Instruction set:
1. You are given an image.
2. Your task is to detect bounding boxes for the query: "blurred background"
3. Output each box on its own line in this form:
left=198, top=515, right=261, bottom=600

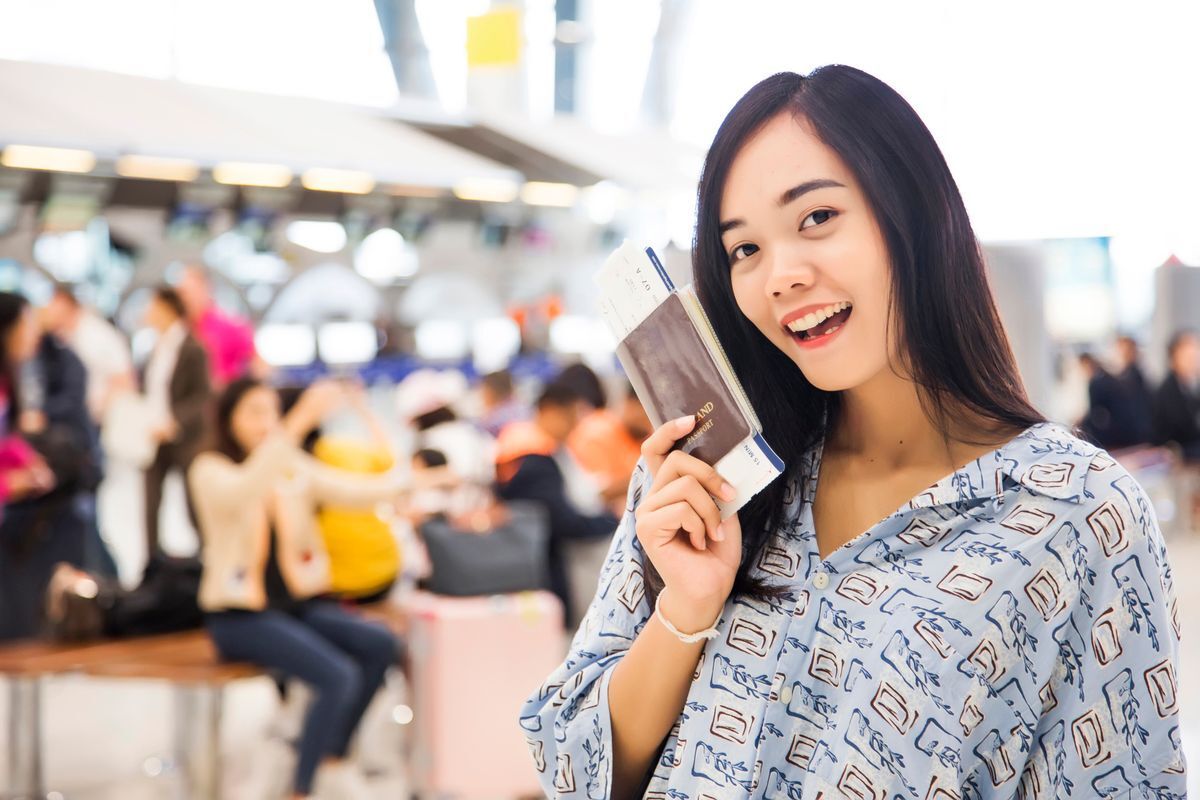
left=0, top=1, right=1197, bottom=798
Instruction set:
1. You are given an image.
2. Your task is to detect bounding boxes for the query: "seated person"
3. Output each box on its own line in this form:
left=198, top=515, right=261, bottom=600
left=280, top=385, right=401, bottom=605
left=495, top=383, right=619, bottom=627
left=190, top=377, right=408, bottom=799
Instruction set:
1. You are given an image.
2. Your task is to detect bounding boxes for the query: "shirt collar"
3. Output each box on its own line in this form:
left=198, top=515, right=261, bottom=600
left=799, top=421, right=1098, bottom=513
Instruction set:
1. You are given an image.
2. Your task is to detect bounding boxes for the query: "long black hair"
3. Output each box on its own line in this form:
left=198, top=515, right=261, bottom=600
left=211, top=376, right=273, bottom=463
left=0, top=292, right=29, bottom=420
left=679, top=66, right=1045, bottom=601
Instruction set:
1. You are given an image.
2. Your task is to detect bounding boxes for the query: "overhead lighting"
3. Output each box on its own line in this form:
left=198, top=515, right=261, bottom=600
left=115, top=154, right=199, bottom=182
left=212, top=161, right=293, bottom=188
left=301, top=168, right=375, bottom=195
left=452, top=178, right=519, bottom=204
left=521, top=181, right=579, bottom=208
left=387, top=184, right=445, bottom=198
left=1, top=144, right=95, bottom=173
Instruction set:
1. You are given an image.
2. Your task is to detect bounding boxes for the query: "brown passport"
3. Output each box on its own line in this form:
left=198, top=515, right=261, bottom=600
left=616, top=293, right=752, bottom=466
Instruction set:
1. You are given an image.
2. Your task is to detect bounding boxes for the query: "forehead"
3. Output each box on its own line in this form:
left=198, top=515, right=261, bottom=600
left=720, top=113, right=851, bottom=214
left=240, top=387, right=279, bottom=410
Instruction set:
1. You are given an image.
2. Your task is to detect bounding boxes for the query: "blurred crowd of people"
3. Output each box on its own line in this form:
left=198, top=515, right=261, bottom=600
left=1077, top=331, right=1200, bottom=460
left=0, top=266, right=652, bottom=798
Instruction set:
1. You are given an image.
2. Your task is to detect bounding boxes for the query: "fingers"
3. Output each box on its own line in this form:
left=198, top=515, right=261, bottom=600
left=639, top=475, right=723, bottom=542
left=636, top=501, right=707, bottom=550
left=650, top=450, right=737, bottom=507
left=640, top=415, right=696, bottom=474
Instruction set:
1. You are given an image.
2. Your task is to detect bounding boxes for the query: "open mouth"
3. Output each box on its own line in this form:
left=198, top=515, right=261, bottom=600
left=790, top=305, right=852, bottom=342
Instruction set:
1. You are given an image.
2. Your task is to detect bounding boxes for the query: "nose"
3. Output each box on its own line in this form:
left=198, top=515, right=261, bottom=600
left=764, top=249, right=816, bottom=298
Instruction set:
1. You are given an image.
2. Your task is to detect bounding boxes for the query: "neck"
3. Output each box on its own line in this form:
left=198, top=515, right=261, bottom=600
left=829, top=366, right=951, bottom=470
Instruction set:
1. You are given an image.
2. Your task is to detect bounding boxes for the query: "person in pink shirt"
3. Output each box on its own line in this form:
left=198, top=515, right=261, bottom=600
left=176, top=265, right=258, bottom=388
left=0, top=293, right=53, bottom=511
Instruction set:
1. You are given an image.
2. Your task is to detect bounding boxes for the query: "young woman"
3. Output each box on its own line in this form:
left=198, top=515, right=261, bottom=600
left=522, top=67, right=1185, bottom=799
left=190, top=377, right=402, bottom=799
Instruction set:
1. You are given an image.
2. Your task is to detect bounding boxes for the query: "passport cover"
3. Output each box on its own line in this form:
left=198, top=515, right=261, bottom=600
left=616, top=292, right=752, bottom=466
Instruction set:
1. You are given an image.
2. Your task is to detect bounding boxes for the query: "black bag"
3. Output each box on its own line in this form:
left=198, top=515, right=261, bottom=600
left=418, top=501, right=550, bottom=597
left=47, top=555, right=204, bottom=641
left=25, top=423, right=101, bottom=497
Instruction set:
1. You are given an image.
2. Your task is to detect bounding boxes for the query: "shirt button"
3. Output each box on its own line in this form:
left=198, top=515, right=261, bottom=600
left=812, top=571, right=830, bottom=590
left=780, top=685, right=793, bottom=704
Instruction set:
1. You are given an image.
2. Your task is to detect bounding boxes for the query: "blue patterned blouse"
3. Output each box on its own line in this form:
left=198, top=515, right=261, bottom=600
left=520, top=422, right=1186, bottom=799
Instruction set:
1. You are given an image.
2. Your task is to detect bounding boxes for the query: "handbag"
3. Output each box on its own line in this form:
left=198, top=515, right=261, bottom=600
left=102, top=392, right=156, bottom=469
left=418, top=500, right=549, bottom=597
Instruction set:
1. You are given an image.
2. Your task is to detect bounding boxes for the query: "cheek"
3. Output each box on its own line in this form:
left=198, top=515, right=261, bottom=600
left=730, top=271, right=772, bottom=333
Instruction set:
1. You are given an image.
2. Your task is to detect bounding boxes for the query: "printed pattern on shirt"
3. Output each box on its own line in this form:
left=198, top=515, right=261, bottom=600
left=520, top=423, right=1186, bottom=799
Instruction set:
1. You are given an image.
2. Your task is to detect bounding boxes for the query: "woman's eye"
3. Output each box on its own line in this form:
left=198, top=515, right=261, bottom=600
left=800, top=209, right=837, bottom=230
left=729, top=242, right=758, bottom=263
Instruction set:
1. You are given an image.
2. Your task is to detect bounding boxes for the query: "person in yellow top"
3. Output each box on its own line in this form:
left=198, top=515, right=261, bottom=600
left=282, top=386, right=401, bottom=604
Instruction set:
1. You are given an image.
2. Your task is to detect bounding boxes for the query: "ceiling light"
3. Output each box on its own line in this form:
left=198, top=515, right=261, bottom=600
left=1, top=145, right=95, bottom=173
left=452, top=178, right=519, bottom=204
left=212, top=161, right=293, bottom=188
left=301, top=168, right=375, bottom=194
left=521, top=181, right=579, bottom=208
left=115, top=154, right=199, bottom=182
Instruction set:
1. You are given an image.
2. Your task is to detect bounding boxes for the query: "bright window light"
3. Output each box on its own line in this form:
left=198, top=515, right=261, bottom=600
left=318, top=321, right=378, bottom=364
left=33, top=230, right=92, bottom=282
left=472, top=317, right=521, bottom=372
left=550, top=315, right=615, bottom=356
left=355, top=228, right=418, bottom=284
left=256, top=324, right=317, bottom=367
left=415, top=319, right=470, bottom=361
left=286, top=220, right=348, bottom=254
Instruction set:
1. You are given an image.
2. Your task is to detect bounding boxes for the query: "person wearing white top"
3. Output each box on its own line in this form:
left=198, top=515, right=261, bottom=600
left=141, top=287, right=212, bottom=561
left=41, top=286, right=134, bottom=424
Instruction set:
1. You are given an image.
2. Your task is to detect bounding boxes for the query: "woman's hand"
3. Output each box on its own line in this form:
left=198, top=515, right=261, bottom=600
left=6, top=461, right=55, bottom=500
left=283, top=379, right=347, bottom=439
left=634, top=416, right=741, bottom=632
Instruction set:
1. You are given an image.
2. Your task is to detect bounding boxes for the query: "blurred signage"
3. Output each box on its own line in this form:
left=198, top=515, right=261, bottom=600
left=467, top=7, right=522, bottom=67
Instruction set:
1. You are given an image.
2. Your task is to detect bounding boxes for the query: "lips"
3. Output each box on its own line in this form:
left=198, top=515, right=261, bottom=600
left=781, top=301, right=853, bottom=333
left=786, top=305, right=852, bottom=349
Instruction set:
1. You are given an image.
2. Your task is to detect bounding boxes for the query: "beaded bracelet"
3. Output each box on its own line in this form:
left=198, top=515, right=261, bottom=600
left=654, top=588, right=721, bottom=644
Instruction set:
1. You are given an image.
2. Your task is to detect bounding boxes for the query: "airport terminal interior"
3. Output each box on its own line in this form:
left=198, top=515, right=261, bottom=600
left=0, top=1, right=1198, bottom=797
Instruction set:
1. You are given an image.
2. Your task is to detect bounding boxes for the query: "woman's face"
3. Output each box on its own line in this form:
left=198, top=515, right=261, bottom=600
left=6, top=307, right=40, bottom=363
left=720, top=113, right=896, bottom=393
left=230, top=386, right=281, bottom=453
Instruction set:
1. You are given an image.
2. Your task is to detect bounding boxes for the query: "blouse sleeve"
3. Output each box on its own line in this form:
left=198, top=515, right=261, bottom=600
left=1017, top=465, right=1186, bottom=797
left=519, top=460, right=654, bottom=799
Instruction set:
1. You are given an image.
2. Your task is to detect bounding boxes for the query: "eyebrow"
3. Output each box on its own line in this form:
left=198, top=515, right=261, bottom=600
left=719, top=178, right=846, bottom=235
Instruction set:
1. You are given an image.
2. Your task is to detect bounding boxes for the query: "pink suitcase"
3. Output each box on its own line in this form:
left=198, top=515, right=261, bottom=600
left=406, top=590, right=565, bottom=797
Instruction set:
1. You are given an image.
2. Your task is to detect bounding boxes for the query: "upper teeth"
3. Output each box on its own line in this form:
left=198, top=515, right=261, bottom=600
left=787, top=301, right=852, bottom=333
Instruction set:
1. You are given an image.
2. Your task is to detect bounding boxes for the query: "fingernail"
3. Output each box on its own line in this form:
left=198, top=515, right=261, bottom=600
left=675, top=415, right=695, bottom=431
left=720, top=482, right=736, bottom=502
left=714, top=523, right=726, bottom=542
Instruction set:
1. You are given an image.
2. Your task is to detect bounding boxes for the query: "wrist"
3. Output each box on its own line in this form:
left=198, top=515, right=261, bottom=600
left=657, top=588, right=724, bottom=638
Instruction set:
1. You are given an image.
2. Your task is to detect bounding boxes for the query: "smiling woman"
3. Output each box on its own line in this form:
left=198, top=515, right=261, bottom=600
left=521, top=66, right=1186, bottom=800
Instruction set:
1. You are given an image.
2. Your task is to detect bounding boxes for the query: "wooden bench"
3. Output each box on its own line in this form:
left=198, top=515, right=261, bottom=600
left=1, top=629, right=263, bottom=800
left=2, top=602, right=406, bottom=799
